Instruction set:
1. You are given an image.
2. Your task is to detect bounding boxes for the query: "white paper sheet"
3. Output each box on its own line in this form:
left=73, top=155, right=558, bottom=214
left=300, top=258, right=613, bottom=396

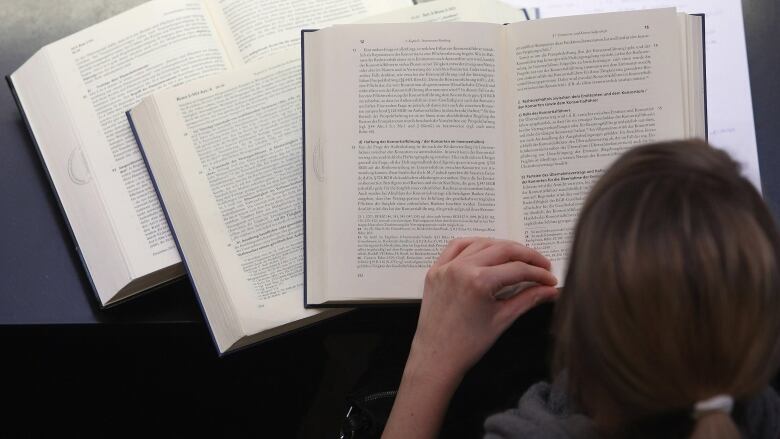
left=500, top=0, right=761, bottom=188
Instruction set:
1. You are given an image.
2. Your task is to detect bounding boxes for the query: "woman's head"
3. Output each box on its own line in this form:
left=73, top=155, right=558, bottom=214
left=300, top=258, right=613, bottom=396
left=554, top=139, right=780, bottom=438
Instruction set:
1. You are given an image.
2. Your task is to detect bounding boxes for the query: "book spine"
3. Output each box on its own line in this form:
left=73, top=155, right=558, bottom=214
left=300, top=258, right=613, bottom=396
left=301, top=29, right=313, bottom=308
left=698, top=13, right=709, bottom=140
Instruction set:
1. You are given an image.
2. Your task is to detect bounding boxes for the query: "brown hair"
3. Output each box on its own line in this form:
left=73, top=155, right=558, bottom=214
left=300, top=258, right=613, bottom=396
left=553, top=139, right=780, bottom=438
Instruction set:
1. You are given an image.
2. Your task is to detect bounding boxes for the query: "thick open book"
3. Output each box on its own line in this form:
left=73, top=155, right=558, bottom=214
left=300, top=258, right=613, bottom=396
left=127, top=0, right=526, bottom=353
left=7, top=0, right=410, bottom=307
left=303, top=8, right=707, bottom=306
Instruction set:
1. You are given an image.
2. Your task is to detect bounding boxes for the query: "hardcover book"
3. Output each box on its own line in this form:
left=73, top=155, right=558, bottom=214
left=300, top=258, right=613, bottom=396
left=302, top=8, right=706, bottom=305
left=127, top=0, right=526, bottom=353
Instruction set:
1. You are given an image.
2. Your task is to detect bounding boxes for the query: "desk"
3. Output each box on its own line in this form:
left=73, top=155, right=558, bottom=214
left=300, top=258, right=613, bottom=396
left=0, top=3, right=421, bottom=437
left=0, top=0, right=777, bottom=437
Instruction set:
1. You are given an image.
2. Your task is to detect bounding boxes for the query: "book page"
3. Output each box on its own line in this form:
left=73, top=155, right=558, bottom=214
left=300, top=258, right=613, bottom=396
left=500, top=0, right=760, bottom=188
left=356, top=0, right=529, bottom=24
left=11, top=52, right=132, bottom=304
left=44, top=0, right=233, bottom=278
left=311, top=23, right=507, bottom=301
left=205, top=0, right=412, bottom=65
left=505, top=9, right=687, bottom=279
left=149, top=50, right=327, bottom=332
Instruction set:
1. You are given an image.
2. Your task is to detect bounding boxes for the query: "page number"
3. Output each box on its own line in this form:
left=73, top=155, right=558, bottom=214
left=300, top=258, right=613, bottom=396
left=643, top=25, right=650, bottom=29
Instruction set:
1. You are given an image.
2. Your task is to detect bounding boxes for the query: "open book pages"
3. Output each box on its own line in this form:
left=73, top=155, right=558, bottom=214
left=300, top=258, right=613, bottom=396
left=499, top=0, right=761, bottom=189
left=8, top=0, right=412, bottom=306
left=302, top=8, right=706, bottom=306
left=127, top=0, right=524, bottom=353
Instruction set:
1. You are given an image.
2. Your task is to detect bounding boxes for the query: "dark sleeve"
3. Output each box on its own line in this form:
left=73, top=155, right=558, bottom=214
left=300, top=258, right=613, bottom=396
left=482, top=382, right=560, bottom=439
left=739, top=386, right=780, bottom=439
left=483, top=380, right=597, bottom=439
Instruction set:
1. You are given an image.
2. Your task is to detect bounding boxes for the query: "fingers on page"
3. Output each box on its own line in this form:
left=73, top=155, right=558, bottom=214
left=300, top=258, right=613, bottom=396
left=465, top=241, right=551, bottom=269
left=497, top=285, right=559, bottom=322
left=453, top=238, right=497, bottom=260
left=434, top=237, right=479, bottom=266
left=486, top=261, right=557, bottom=289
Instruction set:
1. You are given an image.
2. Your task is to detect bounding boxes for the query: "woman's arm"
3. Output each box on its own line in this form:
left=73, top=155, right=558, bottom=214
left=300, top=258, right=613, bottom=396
left=382, top=238, right=559, bottom=439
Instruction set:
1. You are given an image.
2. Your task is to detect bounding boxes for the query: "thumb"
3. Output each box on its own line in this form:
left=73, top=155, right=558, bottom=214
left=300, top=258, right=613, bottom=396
left=496, top=285, right=559, bottom=325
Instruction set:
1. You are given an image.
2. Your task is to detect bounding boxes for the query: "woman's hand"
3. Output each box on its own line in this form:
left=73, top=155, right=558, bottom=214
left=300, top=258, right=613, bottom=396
left=383, top=237, right=558, bottom=439
left=410, top=237, right=559, bottom=381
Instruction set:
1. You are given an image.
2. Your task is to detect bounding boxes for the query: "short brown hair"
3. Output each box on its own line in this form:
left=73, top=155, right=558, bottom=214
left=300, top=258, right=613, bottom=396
left=553, top=139, right=780, bottom=438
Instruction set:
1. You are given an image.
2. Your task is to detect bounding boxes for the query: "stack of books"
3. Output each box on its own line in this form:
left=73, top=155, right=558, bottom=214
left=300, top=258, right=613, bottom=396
left=8, top=0, right=706, bottom=354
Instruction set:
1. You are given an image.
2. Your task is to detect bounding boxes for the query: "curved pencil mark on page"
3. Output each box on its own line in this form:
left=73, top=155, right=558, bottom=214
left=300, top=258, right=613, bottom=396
left=313, top=138, right=325, bottom=182
left=67, top=147, right=91, bottom=185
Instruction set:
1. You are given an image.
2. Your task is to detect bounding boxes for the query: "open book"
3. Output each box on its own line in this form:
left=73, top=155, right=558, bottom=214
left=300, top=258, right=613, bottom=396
left=128, top=0, right=527, bottom=353
left=302, top=8, right=707, bottom=306
left=7, top=0, right=411, bottom=307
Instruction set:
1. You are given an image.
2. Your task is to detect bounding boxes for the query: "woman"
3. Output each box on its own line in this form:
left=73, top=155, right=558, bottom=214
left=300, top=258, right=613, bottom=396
left=382, top=140, right=780, bottom=438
